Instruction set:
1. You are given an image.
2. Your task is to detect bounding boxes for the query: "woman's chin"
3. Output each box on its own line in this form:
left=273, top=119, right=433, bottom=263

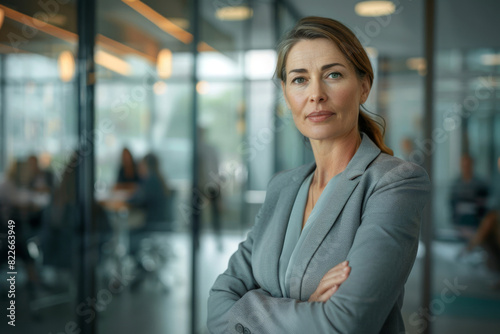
left=303, top=131, right=340, bottom=142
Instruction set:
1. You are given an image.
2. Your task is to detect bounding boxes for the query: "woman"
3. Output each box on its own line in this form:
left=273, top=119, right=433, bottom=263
left=127, top=153, right=170, bottom=226
left=114, top=147, right=140, bottom=191
left=208, top=17, right=430, bottom=333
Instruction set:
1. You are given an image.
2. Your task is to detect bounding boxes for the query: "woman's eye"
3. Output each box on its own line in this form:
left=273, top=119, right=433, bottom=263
left=328, top=72, right=341, bottom=79
left=291, top=77, right=305, bottom=84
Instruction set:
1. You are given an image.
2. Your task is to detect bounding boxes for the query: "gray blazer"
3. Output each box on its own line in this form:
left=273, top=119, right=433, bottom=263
left=208, top=134, right=431, bottom=334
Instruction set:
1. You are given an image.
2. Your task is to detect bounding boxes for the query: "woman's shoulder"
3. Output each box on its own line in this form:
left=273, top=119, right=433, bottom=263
left=366, top=153, right=431, bottom=188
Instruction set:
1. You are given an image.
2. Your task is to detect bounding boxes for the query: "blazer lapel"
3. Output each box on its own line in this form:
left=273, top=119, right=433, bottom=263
left=259, top=162, right=316, bottom=297
left=287, top=133, right=381, bottom=299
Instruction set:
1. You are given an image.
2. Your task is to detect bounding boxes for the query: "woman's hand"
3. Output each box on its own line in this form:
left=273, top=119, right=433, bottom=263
left=308, top=261, right=350, bottom=303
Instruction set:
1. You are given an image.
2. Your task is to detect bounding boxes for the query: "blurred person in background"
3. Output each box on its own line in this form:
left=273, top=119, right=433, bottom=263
left=42, top=151, right=109, bottom=281
left=127, top=153, right=172, bottom=290
left=25, top=154, right=54, bottom=194
left=23, top=155, right=54, bottom=231
left=450, top=154, right=489, bottom=240
left=399, top=137, right=414, bottom=161
left=197, top=126, right=223, bottom=251
left=465, top=156, right=500, bottom=288
left=114, top=147, right=140, bottom=191
left=127, top=153, right=171, bottom=227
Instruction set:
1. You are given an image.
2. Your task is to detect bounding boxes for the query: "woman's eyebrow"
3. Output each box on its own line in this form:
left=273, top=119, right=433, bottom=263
left=288, top=68, right=308, bottom=75
left=321, top=62, right=345, bottom=70
left=288, top=62, right=346, bottom=75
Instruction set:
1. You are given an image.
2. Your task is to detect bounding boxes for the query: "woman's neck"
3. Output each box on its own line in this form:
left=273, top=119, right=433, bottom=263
left=309, top=129, right=361, bottom=188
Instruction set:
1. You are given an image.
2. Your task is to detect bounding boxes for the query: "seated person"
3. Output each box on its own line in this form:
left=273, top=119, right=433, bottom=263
left=450, top=154, right=489, bottom=239
left=126, top=153, right=171, bottom=289
left=114, top=147, right=140, bottom=191
left=127, top=153, right=171, bottom=232
left=25, top=155, right=54, bottom=194
left=466, top=157, right=500, bottom=288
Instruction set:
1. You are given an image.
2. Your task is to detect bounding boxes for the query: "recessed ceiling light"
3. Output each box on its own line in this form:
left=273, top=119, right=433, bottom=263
left=215, top=6, right=253, bottom=21
left=355, top=1, right=396, bottom=17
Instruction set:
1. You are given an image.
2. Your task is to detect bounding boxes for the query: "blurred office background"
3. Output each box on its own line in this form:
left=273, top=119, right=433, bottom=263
left=0, top=0, right=499, bottom=333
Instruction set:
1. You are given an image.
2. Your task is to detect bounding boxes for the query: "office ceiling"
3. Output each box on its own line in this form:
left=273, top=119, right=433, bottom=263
left=287, top=0, right=500, bottom=57
left=0, top=0, right=498, bottom=62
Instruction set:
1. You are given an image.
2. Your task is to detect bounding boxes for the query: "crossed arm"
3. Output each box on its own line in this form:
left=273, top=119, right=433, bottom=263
left=208, top=164, right=430, bottom=334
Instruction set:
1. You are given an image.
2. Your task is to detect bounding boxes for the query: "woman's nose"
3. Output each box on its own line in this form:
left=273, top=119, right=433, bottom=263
left=309, top=79, right=327, bottom=103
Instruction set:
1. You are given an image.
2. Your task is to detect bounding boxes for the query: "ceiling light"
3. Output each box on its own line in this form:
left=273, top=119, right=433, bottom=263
left=0, top=8, right=5, bottom=30
left=481, top=54, right=500, bottom=66
left=122, top=0, right=193, bottom=44
left=95, top=50, right=131, bottom=76
left=97, top=34, right=155, bottom=63
left=355, top=1, right=396, bottom=17
left=0, top=4, right=76, bottom=43
left=215, top=6, right=253, bottom=21
left=58, top=51, right=75, bottom=82
left=157, top=49, right=172, bottom=79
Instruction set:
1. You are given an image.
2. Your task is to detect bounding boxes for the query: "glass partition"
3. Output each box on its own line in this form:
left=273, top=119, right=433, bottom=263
left=94, top=0, right=192, bottom=333
left=430, top=1, right=500, bottom=332
left=0, top=1, right=80, bottom=333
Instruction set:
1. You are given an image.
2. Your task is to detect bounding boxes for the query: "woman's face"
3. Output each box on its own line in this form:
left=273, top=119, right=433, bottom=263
left=281, top=38, right=370, bottom=142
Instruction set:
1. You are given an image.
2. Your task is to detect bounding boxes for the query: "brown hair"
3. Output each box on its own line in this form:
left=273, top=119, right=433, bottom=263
left=275, top=16, right=393, bottom=155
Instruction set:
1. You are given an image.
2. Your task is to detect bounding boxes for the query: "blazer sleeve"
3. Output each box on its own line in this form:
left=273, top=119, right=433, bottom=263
left=207, top=162, right=430, bottom=334
left=207, top=207, right=262, bottom=331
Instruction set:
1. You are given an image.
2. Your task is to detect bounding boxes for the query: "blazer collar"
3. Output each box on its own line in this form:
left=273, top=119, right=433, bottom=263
left=289, top=132, right=381, bottom=183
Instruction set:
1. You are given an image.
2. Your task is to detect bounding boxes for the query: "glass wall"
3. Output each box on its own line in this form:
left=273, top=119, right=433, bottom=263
left=0, top=1, right=81, bottom=333
left=94, top=0, right=193, bottom=333
left=429, top=1, right=500, bottom=333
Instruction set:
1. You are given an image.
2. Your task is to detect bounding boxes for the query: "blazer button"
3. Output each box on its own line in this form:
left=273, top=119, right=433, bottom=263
left=243, top=327, right=251, bottom=334
left=235, top=323, right=244, bottom=333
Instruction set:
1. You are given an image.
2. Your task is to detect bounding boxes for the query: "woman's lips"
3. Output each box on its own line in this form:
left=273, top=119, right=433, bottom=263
left=307, top=111, right=334, bottom=122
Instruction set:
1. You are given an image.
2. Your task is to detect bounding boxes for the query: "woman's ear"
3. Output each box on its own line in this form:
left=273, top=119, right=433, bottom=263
left=360, top=76, right=371, bottom=104
left=281, top=81, right=291, bottom=109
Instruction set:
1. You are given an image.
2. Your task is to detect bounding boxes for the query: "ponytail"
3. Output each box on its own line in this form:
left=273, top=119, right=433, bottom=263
left=358, top=110, right=393, bottom=156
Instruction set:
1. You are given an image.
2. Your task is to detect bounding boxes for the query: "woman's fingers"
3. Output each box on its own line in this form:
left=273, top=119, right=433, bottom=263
left=314, top=267, right=350, bottom=296
left=324, top=260, right=349, bottom=277
left=322, top=263, right=350, bottom=281
left=318, top=265, right=350, bottom=288
left=321, top=267, right=350, bottom=286
left=308, top=261, right=351, bottom=302
left=317, top=285, right=339, bottom=302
